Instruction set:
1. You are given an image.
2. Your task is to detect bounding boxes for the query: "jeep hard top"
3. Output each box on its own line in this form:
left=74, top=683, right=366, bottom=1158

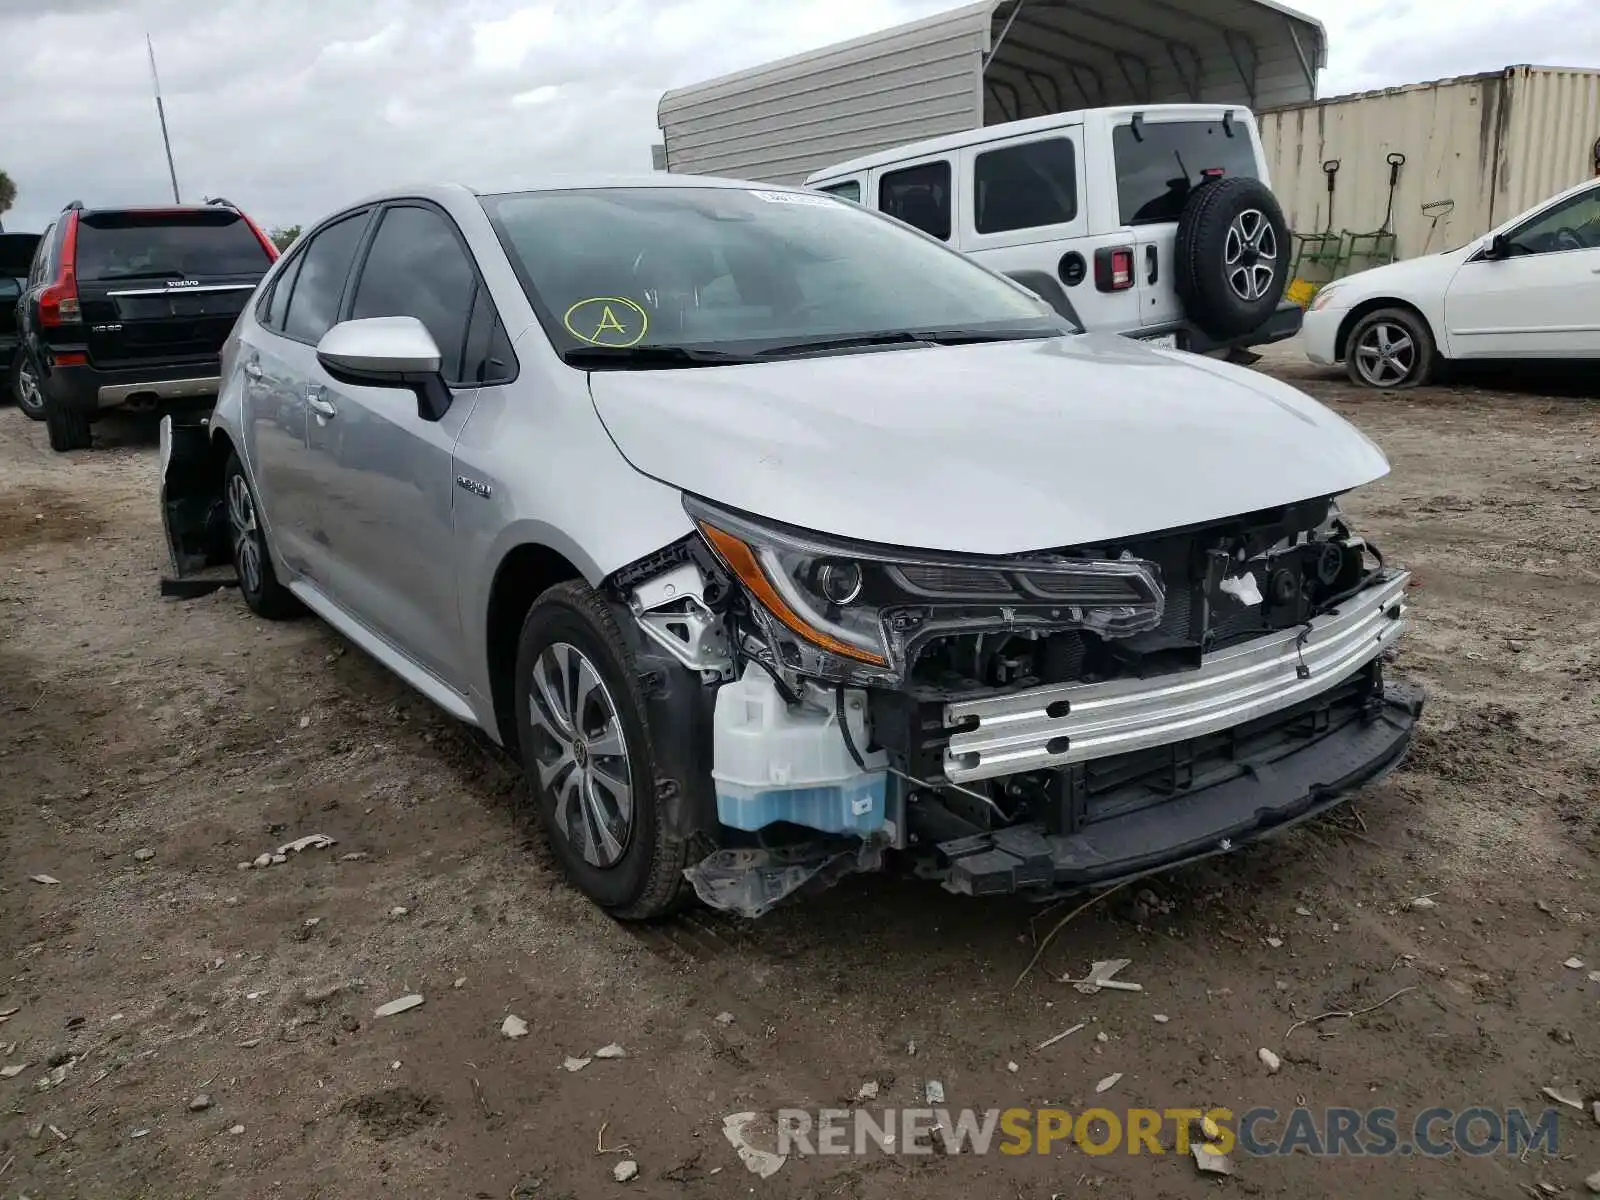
left=807, top=105, right=1301, bottom=355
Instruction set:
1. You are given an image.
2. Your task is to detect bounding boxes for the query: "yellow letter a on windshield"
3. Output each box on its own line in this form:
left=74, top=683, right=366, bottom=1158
left=593, top=305, right=628, bottom=339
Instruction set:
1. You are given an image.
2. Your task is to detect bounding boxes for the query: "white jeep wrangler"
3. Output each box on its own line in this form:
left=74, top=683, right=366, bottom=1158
left=806, top=104, right=1301, bottom=356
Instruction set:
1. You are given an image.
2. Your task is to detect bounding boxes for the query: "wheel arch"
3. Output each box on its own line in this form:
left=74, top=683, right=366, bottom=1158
left=209, top=424, right=239, bottom=472
left=1335, top=297, right=1436, bottom=363
left=484, top=542, right=586, bottom=749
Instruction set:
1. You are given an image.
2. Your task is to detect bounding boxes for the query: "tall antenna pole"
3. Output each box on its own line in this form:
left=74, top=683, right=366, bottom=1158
left=146, top=34, right=181, bottom=203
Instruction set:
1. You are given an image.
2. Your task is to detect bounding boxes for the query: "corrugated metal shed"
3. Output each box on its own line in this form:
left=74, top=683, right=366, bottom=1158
left=659, top=7, right=988, bottom=184
left=1260, top=65, right=1600, bottom=265
left=658, top=0, right=1327, bottom=183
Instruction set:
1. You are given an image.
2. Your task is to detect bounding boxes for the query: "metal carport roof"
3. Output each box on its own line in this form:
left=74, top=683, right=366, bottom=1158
left=979, top=0, right=1326, bottom=118
left=657, top=0, right=1327, bottom=182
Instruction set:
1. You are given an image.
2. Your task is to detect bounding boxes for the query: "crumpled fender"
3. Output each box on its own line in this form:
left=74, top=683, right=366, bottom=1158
left=158, top=415, right=231, bottom=594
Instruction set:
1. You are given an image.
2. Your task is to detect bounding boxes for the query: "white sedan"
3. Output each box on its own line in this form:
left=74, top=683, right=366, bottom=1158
left=1303, top=176, right=1600, bottom=388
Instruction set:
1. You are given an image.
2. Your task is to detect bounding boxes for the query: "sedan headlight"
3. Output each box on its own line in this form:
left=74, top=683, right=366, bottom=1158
left=1308, top=284, right=1342, bottom=312
left=684, top=496, right=1166, bottom=684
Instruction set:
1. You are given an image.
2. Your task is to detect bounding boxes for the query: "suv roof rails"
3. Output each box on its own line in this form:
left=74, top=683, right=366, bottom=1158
left=62, top=200, right=85, bottom=212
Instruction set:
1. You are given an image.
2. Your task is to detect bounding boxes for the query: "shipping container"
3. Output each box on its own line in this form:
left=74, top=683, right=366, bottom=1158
left=1260, top=65, right=1600, bottom=270
left=658, top=0, right=1327, bottom=184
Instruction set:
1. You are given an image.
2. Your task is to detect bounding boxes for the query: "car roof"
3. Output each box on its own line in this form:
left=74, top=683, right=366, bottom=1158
left=337, top=174, right=810, bottom=211
left=805, top=103, right=1258, bottom=183
left=66, top=203, right=248, bottom=216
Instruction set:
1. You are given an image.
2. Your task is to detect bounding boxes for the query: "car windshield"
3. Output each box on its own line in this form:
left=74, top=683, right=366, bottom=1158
left=480, top=186, right=1068, bottom=365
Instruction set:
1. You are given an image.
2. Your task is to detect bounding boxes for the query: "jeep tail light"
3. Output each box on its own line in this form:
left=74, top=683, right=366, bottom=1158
left=1094, top=246, right=1134, bottom=292
left=39, top=211, right=81, bottom=327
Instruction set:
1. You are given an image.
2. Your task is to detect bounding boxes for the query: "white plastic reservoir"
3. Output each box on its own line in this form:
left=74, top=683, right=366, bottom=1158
left=712, top=665, right=888, bottom=836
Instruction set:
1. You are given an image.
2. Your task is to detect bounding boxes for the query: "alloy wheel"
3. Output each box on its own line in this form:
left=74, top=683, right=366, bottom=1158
left=16, top=361, right=44, bottom=415
left=526, top=642, right=634, bottom=868
left=1353, top=321, right=1416, bottom=387
left=1224, top=209, right=1278, bottom=303
left=226, top=472, right=264, bottom=595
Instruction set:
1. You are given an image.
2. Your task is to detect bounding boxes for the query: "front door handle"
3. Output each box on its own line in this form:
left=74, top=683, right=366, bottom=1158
left=1145, top=245, right=1159, bottom=285
left=307, top=390, right=336, bottom=420
left=242, top=360, right=263, bottom=381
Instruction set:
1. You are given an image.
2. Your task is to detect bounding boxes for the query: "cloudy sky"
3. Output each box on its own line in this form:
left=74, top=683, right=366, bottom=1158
left=2, top=0, right=1597, bottom=232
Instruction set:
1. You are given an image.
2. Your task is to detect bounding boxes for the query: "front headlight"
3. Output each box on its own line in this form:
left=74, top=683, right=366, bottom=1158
left=689, top=501, right=894, bottom=669
left=684, top=496, right=1166, bottom=684
left=1308, top=284, right=1342, bottom=312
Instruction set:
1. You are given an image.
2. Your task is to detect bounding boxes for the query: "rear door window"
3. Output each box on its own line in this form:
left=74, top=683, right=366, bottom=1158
left=262, top=256, right=299, bottom=331
left=1112, top=120, right=1259, bottom=226
left=878, top=161, right=952, bottom=241
left=348, top=205, right=478, bottom=383
left=281, top=213, right=368, bottom=344
left=73, top=210, right=272, bottom=281
left=973, top=138, right=1078, bottom=233
left=30, top=223, right=57, bottom=286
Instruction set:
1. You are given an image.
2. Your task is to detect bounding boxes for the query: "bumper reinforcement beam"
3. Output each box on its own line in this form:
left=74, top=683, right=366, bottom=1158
left=938, top=679, right=1422, bottom=897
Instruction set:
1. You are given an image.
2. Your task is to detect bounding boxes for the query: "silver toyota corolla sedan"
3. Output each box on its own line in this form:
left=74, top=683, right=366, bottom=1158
left=160, top=176, right=1420, bottom=920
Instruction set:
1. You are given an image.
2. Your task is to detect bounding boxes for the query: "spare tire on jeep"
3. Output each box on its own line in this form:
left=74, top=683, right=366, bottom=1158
left=1174, top=176, right=1292, bottom=343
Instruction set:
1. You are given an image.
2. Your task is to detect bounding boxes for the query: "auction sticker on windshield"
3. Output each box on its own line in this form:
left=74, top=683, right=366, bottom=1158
left=563, top=296, right=649, bottom=347
left=748, top=190, right=834, bottom=207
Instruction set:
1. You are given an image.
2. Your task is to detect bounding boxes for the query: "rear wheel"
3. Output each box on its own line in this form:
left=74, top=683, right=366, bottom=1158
left=9, top=354, right=46, bottom=420
left=515, top=580, right=693, bottom=920
left=1345, top=307, right=1436, bottom=389
left=43, top=394, right=92, bottom=451
left=224, top=453, right=300, bottom=619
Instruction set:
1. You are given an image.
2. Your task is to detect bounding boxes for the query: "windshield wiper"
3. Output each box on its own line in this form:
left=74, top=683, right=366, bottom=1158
left=753, top=331, right=930, bottom=358
left=754, top=328, right=1055, bottom=359
left=912, top=328, right=1057, bottom=345
left=566, top=329, right=1062, bottom=369
left=561, top=345, right=756, bottom=370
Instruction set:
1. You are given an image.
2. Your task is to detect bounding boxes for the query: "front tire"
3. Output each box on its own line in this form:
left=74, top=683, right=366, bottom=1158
left=515, top=580, right=693, bottom=920
left=1345, top=307, right=1436, bottom=389
left=224, top=453, right=300, bottom=619
left=43, top=394, right=92, bottom=451
left=9, top=354, right=46, bottom=420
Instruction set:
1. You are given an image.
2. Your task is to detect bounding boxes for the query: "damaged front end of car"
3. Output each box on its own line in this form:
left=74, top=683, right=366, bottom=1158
left=612, top=493, right=1421, bottom=918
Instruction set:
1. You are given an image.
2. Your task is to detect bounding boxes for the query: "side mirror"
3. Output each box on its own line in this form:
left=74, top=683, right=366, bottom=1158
left=316, top=316, right=452, bottom=422
left=1483, top=233, right=1511, bottom=261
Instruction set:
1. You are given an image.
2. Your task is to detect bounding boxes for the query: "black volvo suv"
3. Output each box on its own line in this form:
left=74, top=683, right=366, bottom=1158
left=12, top=198, right=277, bottom=451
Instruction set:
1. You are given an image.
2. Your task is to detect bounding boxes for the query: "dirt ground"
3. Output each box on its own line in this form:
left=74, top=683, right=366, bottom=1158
left=2, top=350, right=1598, bottom=1200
